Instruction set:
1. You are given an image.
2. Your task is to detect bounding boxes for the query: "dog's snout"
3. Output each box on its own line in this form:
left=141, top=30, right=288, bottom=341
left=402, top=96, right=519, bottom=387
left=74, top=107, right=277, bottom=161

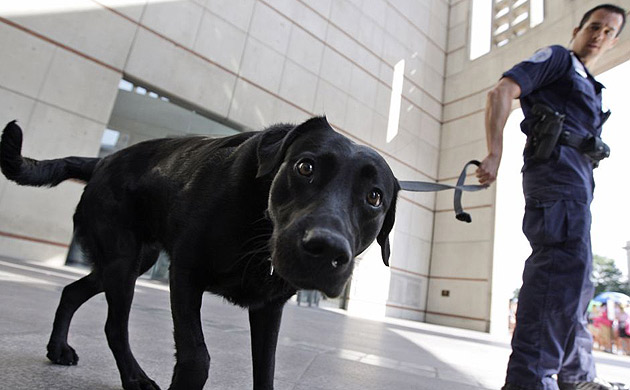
left=302, top=228, right=352, bottom=267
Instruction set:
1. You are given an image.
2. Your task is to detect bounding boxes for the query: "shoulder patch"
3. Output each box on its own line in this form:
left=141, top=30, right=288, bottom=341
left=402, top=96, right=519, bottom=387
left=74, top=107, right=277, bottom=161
left=525, top=47, right=552, bottom=63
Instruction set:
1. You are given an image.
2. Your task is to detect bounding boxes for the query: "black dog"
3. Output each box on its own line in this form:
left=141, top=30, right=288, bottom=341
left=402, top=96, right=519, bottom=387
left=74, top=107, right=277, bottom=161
left=0, top=117, right=400, bottom=390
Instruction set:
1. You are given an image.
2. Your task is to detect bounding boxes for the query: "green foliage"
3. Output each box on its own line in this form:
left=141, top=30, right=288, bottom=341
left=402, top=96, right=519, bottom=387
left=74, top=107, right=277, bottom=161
left=591, top=254, right=630, bottom=296
left=512, top=288, right=520, bottom=300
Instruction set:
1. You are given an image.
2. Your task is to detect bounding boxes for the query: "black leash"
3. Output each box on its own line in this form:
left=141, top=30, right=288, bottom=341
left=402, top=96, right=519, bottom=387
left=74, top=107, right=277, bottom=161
left=398, top=160, right=487, bottom=223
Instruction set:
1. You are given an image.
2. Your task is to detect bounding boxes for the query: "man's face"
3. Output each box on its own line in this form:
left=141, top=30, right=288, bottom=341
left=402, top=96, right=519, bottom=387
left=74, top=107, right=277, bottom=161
left=570, top=9, right=623, bottom=66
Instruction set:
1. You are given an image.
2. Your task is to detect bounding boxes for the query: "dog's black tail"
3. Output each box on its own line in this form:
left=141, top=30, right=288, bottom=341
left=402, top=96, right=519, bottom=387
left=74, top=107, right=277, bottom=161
left=0, top=120, right=100, bottom=187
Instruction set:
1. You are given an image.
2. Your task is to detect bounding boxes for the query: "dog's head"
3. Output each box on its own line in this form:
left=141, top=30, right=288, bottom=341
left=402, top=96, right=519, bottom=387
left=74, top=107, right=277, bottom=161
left=257, top=117, right=400, bottom=297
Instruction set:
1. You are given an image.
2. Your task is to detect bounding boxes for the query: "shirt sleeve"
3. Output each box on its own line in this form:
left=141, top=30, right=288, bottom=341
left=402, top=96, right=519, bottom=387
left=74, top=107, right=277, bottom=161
left=502, top=45, right=572, bottom=97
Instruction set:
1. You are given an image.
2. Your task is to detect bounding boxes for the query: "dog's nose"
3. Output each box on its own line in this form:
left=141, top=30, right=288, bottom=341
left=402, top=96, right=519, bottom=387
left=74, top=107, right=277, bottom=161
left=302, top=228, right=352, bottom=268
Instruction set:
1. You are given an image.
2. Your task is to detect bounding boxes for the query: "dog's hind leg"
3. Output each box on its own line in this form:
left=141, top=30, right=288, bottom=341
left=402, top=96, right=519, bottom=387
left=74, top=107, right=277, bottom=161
left=47, top=271, right=103, bottom=365
left=46, top=244, right=160, bottom=368
left=102, top=251, right=160, bottom=390
left=168, top=266, right=210, bottom=390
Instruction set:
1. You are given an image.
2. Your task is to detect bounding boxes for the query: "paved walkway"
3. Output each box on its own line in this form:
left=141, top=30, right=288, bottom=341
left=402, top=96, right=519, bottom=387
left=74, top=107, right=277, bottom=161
left=0, top=256, right=628, bottom=389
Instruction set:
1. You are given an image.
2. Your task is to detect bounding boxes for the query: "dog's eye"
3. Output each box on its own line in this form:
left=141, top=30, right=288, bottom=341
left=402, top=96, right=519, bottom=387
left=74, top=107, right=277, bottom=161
left=296, top=160, right=314, bottom=177
left=367, top=189, right=383, bottom=207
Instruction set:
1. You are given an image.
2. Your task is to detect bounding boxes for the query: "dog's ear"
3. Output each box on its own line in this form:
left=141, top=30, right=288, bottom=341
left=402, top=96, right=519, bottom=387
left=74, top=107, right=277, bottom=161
left=377, top=181, right=400, bottom=267
left=256, top=116, right=332, bottom=178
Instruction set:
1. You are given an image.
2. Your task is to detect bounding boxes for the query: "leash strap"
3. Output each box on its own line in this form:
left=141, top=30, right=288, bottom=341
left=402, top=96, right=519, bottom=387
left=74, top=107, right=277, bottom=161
left=399, top=160, right=487, bottom=223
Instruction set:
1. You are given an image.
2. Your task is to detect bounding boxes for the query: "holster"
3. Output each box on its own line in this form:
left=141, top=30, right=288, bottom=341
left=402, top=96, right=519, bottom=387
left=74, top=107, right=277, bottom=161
left=580, top=135, right=610, bottom=162
left=555, top=131, right=611, bottom=167
left=529, top=104, right=565, bottom=161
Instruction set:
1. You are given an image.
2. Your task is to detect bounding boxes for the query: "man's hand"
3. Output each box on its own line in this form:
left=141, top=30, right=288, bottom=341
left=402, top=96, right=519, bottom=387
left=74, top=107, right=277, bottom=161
left=476, top=154, right=501, bottom=186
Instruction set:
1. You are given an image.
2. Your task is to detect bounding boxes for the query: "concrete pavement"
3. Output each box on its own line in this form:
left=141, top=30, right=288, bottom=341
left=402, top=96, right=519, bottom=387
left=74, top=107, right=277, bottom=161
left=0, top=256, right=628, bottom=390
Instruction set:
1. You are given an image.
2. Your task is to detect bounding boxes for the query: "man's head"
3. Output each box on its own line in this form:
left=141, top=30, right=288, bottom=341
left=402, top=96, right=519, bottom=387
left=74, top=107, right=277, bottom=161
left=570, top=4, right=626, bottom=66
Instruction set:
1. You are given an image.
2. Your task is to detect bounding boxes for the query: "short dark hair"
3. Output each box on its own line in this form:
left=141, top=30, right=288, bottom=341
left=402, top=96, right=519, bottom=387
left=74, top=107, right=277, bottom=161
left=578, top=4, right=626, bottom=37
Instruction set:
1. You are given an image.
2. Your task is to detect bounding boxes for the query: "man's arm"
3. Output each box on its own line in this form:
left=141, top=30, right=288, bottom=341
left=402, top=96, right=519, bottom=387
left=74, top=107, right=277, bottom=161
left=475, top=77, right=521, bottom=186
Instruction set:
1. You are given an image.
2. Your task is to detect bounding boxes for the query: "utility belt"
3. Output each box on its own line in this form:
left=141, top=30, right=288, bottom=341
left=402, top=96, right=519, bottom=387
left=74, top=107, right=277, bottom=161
left=526, top=104, right=610, bottom=167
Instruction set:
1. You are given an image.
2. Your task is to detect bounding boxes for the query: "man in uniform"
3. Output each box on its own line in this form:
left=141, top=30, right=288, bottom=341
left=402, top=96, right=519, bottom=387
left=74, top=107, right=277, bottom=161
left=475, top=4, right=627, bottom=390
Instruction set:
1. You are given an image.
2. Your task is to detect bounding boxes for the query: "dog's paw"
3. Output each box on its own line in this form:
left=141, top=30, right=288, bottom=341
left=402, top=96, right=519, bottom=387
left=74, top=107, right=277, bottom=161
left=123, top=376, right=161, bottom=390
left=46, top=342, right=79, bottom=365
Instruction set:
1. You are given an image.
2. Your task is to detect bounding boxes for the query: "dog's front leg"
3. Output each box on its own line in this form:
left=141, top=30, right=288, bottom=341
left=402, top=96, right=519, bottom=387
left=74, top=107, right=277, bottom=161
left=168, top=267, right=210, bottom=390
left=249, top=300, right=286, bottom=390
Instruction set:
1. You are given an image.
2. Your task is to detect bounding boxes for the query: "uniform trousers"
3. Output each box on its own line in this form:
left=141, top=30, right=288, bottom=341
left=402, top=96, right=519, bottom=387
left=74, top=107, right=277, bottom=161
left=506, top=181, right=596, bottom=390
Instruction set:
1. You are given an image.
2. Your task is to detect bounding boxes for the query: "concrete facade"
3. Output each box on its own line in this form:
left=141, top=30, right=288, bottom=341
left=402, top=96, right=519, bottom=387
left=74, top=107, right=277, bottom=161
left=0, top=0, right=628, bottom=332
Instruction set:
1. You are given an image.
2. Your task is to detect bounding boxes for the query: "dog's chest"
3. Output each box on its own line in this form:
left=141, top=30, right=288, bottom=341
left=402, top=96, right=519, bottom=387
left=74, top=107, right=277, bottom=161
left=207, top=258, right=296, bottom=307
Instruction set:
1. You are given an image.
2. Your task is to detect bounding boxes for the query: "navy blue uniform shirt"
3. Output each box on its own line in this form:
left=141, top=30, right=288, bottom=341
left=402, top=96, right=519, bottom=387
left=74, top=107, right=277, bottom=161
left=503, top=45, right=608, bottom=201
